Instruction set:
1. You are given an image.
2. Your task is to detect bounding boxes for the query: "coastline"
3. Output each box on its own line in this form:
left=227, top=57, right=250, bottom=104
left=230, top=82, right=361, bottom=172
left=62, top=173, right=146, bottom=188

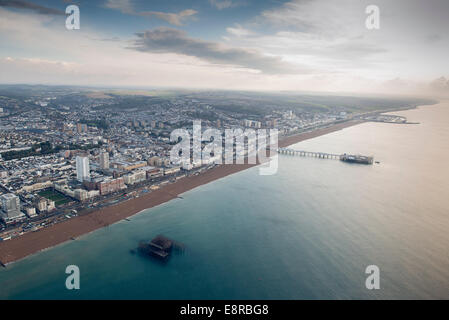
left=0, top=120, right=362, bottom=265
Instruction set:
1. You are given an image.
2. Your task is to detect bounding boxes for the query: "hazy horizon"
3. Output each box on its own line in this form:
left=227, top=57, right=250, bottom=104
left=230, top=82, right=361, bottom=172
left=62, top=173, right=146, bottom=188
left=0, top=83, right=442, bottom=103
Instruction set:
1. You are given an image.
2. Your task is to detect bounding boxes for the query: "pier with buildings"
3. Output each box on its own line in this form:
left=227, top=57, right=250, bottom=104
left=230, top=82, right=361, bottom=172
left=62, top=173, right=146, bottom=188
left=278, top=148, right=374, bottom=165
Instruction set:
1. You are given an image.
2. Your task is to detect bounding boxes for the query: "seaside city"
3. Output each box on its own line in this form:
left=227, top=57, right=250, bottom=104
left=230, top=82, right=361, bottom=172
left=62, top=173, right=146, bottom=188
left=0, top=89, right=329, bottom=241
left=0, top=87, right=425, bottom=246
left=0, top=0, right=448, bottom=305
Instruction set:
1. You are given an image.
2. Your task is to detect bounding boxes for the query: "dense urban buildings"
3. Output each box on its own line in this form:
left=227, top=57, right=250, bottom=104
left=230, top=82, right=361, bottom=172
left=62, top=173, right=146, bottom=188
left=0, top=85, right=433, bottom=241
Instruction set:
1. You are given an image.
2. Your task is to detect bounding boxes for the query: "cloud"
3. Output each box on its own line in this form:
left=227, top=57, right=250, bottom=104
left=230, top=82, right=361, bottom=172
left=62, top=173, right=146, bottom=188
left=222, top=1, right=388, bottom=72
left=130, top=27, right=306, bottom=74
left=104, top=0, right=133, bottom=14
left=139, top=9, right=197, bottom=26
left=0, top=57, right=79, bottom=85
left=326, top=41, right=388, bottom=60
left=86, top=35, right=123, bottom=42
left=261, top=0, right=367, bottom=38
left=209, top=0, right=240, bottom=10
left=226, top=24, right=255, bottom=37
left=104, top=0, right=197, bottom=26
left=0, top=0, right=64, bottom=15
left=430, top=77, right=449, bottom=92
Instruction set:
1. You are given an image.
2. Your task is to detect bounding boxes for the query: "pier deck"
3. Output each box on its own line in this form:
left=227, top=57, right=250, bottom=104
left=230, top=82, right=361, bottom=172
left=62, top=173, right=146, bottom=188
left=278, top=148, right=340, bottom=159
left=278, top=148, right=374, bottom=164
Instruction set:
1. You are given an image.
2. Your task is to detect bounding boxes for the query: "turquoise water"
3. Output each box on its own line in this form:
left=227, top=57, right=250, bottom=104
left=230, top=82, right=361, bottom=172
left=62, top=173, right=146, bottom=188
left=1, top=102, right=448, bottom=299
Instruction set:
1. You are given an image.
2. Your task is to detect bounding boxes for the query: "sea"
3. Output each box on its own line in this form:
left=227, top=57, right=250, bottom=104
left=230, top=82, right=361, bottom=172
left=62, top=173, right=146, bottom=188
left=0, top=102, right=448, bottom=300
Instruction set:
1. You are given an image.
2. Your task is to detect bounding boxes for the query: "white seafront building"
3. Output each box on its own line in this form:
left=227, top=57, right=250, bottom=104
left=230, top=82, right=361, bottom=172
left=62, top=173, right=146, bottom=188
left=0, top=193, right=25, bottom=223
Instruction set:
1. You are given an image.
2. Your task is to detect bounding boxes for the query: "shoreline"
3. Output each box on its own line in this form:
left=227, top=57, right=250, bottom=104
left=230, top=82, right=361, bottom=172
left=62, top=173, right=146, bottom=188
left=0, top=120, right=362, bottom=265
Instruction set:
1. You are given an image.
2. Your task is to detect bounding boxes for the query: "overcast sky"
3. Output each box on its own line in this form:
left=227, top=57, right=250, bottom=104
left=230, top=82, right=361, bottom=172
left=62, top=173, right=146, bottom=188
left=0, top=0, right=448, bottom=96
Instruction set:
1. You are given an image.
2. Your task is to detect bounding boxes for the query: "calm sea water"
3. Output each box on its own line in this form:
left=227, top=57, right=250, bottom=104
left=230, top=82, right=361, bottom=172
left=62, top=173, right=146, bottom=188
left=1, top=102, right=448, bottom=300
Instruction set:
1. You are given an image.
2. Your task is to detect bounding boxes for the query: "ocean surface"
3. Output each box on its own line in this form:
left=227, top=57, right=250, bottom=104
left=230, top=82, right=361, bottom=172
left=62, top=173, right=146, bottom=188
left=1, top=102, right=448, bottom=299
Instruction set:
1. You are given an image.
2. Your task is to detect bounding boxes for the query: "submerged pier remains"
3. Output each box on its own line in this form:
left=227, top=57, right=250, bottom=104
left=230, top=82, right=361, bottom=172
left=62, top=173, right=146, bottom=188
left=138, top=235, right=185, bottom=260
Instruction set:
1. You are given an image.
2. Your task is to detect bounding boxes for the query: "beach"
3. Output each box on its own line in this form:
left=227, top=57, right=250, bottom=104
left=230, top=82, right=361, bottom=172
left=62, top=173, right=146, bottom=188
left=0, top=120, right=362, bottom=265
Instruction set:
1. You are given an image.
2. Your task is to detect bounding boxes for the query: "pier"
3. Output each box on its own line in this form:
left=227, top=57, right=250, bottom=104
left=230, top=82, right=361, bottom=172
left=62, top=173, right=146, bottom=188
left=278, top=148, right=340, bottom=160
left=137, top=235, right=185, bottom=260
left=278, top=148, right=374, bottom=165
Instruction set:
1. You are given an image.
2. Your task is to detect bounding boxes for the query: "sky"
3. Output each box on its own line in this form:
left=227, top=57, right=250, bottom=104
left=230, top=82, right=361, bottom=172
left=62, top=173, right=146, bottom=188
left=0, top=0, right=448, bottom=96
